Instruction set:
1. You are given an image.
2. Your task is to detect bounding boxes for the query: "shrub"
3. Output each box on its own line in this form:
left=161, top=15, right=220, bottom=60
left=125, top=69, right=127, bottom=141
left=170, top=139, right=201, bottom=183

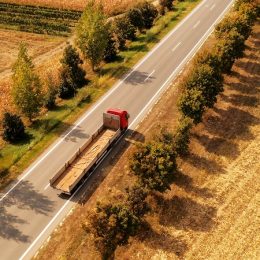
left=43, top=72, right=59, bottom=109
left=178, top=88, right=205, bottom=124
left=58, top=66, right=76, bottom=99
left=60, top=44, right=86, bottom=88
left=84, top=203, right=140, bottom=259
left=104, top=31, right=118, bottom=62
left=159, top=0, right=174, bottom=12
left=137, top=1, right=158, bottom=29
left=130, top=139, right=177, bottom=193
left=127, top=7, right=144, bottom=32
left=2, top=112, right=25, bottom=142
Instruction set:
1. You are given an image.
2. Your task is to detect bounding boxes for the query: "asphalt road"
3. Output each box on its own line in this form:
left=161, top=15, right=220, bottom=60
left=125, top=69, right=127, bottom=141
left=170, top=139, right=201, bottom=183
left=0, top=0, right=234, bottom=259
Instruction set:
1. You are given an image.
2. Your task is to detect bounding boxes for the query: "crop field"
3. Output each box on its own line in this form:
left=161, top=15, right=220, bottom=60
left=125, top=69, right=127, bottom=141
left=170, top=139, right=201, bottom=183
left=0, top=2, right=81, bottom=36
left=0, top=0, right=145, bottom=14
left=35, top=23, right=260, bottom=260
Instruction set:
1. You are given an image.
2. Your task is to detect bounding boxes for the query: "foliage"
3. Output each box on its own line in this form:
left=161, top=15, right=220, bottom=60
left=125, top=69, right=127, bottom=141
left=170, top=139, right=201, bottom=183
left=127, top=7, right=144, bottom=32
left=178, top=88, right=205, bottom=124
left=76, top=1, right=109, bottom=71
left=130, top=139, right=177, bottom=193
left=2, top=112, right=25, bottom=142
left=215, top=29, right=246, bottom=73
left=137, top=1, right=158, bottom=29
left=58, top=65, right=77, bottom=99
left=173, top=117, right=193, bottom=156
left=60, top=44, right=86, bottom=87
left=12, top=43, right=43, bottom=121
left=126, top=185, right=149, bottom=217
left=85, top=203, right=141, bottom=259
left=159, top=0, right=174, bottom=12
left=104, top=31, right=118, bottom=62
left=114, top=16, right=136, bottom=49
left=43, top=72, right=59, bottom=109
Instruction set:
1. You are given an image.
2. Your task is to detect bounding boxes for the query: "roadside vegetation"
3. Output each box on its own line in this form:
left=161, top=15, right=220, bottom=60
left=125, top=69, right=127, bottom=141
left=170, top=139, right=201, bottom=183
left=0, top=0, right=201, bottom=190
left=35, top=0, right=260, bottom=258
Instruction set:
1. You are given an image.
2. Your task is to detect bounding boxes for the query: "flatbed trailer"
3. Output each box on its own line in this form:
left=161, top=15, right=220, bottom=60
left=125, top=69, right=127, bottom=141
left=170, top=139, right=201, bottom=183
left=49, top=109, right=129, bottom=195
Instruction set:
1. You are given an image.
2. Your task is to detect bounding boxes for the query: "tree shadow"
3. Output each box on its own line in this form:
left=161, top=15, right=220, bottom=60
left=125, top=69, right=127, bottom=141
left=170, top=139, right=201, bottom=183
left=137, top=222, right=189, bottom=258
left=192, top=133, right=240, bottom=159
left=124, top=70, right=155, bottom=85
left=186, top=152, right=225, bottom=175
left=0, top=180, right=55, bottom=242
left=155, top=195, right=217, bottom=232
left=227, top=82, right=259, bottom=95
left=10, top=132, right=33, bottom=146
left=63, top=125, right=90, bottom=143
left=220, top=93, right=259, bottom=107
left=172, top=170, right=214, bottom=199
left=127, top=43, right=149, bottom=52
left=207, top=107, right=259, bottom=141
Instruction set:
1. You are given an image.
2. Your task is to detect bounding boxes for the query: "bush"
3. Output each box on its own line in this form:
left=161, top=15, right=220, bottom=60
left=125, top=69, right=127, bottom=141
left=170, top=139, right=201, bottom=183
left=137, top=1, right=158, bottom=29
left=173, top=117, right=193, bottom=156
left=60, top=44, right=86, bottom=88
left=178, top=88, right=205, bottom=124
left=2, top=112, right=25, bottom=142
left=127, top=7, right=144, bottom=32
left=130, top=139, right=177, bottom=193
left=114, top=16, right=136, bottom=50
left=85, top=203, right=140, bottom=259
left=159, top=0, right=174, bottom=12
left=58, top=66, right=76, bottom=99
left=43, top=72, right=59, bottom=109
left=104, top=31, right=118, bottom=62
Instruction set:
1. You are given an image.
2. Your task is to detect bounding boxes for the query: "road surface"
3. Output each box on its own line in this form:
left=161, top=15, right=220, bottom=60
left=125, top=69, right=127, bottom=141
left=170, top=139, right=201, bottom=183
left=0, top=0, right=234, bottom=259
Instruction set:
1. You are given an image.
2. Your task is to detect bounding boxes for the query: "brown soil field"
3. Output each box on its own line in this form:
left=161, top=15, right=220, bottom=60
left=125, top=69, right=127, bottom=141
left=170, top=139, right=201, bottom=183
left=35, top=22, right=260, bottom=260
left=1, top=0, right=145, bottom=13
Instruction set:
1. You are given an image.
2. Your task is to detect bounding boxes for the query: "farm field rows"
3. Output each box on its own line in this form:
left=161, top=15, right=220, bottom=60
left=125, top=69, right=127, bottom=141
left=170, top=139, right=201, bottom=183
left=35, top=22, right=260, bottom=260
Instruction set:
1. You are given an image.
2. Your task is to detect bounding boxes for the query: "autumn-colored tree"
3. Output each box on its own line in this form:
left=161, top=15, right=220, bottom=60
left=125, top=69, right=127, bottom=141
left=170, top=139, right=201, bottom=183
left=12, top=43, right=43, bottom=121
left=76, top=1, right=109, bottom=71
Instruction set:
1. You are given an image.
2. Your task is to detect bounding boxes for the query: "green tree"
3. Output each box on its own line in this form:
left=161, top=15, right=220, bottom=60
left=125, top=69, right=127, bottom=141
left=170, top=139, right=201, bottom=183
left=76, top=1, right=109, bottom=71
left=138, top=1, right=158, bottom=29
left=127, top=7, right=145, bottom=32
left=12, top=43, right=43, bottom=121
left=114, top=16, right=136, bottom=50
left=130, top=140, right=177, bottom=193
left=84, top=203, right=140, bottom=259
left=178, top=88, right=205, bottom=124
left=104, top=30, right=118, bottom=62
left=43, top=72, right=59, bottom=109
left=60, top=44, right=86, bottom=87
left=2, top=112, right=25, bottom=142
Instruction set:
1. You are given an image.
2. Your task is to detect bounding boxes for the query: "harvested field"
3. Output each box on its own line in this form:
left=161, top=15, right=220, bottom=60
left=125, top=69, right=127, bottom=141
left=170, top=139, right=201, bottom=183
left=35, top=22, right=260, bottom=260
left=0, top=0, right=145, bottom=14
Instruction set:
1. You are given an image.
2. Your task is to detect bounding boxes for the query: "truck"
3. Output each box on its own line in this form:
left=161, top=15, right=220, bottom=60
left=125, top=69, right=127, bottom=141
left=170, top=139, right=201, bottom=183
left=49, top=108, right=129, bottom=195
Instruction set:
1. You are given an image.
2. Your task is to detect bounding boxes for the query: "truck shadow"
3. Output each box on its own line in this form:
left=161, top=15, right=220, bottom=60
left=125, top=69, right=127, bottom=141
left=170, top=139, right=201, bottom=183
left=64, top=129, right=145, bottom=203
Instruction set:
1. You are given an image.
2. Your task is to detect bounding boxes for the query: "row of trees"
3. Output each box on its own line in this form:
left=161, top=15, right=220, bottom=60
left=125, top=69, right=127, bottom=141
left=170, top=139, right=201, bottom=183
left=2, top=0, right=174, bottom=143
left=84, top=0, right=258, bottom=258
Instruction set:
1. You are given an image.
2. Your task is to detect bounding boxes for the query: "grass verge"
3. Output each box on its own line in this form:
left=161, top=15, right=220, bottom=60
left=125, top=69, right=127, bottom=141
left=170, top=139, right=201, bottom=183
left=0, top=0, right=201, bottom=191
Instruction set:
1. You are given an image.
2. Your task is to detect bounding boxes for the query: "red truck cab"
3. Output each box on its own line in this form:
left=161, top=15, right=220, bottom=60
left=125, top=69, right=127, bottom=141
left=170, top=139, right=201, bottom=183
left=107, top=108, right=129, bottom=130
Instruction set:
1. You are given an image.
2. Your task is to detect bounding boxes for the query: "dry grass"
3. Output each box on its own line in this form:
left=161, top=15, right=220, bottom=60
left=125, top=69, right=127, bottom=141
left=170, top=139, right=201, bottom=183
left=1, top=0, right=145, bottom=14
left=35, top=22, right=260, bottom=260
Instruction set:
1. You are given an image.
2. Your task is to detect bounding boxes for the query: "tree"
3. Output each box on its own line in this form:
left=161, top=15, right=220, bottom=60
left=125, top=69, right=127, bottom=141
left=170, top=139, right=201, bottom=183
left=76, top=1, right=109, bottom=71
left=114, top=16, right=136, bottom=50
left=184, top=64, right=224, bottom=108
left=130, top=140, right=177, bottom=193
left=104, top=30, right=118, bottom=62
left=43, top=72, right=59, bottom=109
left=60, top=44, right=86, bottom=87
left=127, top=7, right=145, bottom=32
left=2, top=112, right=25, bottom=142
left=173, top=117, right=193, bottom=156
left=159, top=0, right=174, bottom=12
left=178, top=88, right=205, bottom=124
left=58, top=65, right=77, bottom=99
left=84, top=203, right=140, bottom=258
left=137, top=1, right=158, bottom=29
left=126, top=185, right=149, bottom=217
left=12, top=43, right=43, bottom=121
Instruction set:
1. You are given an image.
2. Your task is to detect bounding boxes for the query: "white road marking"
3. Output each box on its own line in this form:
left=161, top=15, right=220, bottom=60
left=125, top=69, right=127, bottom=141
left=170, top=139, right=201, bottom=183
left=44, top=183, right=50, bottom=191
left=0, top=0, right=209, bottom=202
left=172, top=42, right=182, bottom=52
left=144, top=70, right=155, bottom=82
left=19, top=1, right=235, bottom=258
left=193, top=20, right=201, bottom=29
left=210, top=4, right=216, bottom=10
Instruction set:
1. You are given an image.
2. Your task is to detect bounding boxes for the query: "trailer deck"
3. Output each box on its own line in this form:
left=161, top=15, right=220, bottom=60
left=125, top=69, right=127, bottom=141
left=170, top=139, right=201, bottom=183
left=52, top=128, right=117, bottom=193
